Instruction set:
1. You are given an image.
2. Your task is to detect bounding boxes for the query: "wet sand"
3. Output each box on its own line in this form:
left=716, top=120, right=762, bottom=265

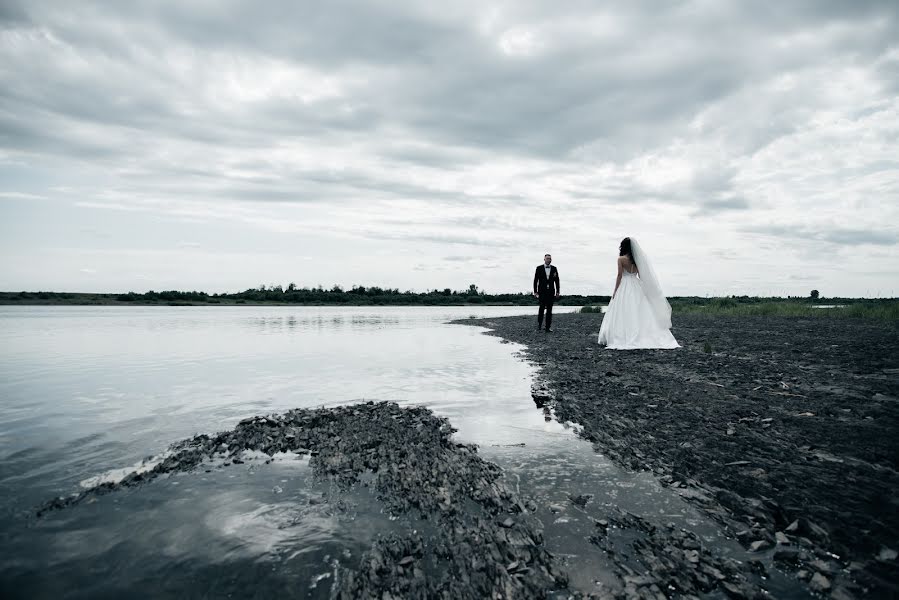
left=455, top=312, right=899, bottom=599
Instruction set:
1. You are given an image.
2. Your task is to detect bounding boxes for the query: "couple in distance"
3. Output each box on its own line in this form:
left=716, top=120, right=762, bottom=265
left=533, top=238, right=679, bottom=349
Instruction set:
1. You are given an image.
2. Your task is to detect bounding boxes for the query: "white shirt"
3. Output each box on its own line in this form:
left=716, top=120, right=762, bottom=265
left=544, top=265, right=552, bottom=278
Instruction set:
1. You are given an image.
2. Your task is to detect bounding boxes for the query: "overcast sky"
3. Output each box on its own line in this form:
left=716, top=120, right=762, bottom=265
left=1, top=1, right=897, bottom=297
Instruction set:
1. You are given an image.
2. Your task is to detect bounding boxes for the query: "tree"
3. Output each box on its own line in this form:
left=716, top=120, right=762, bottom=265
left=468, top=284, right=479, bottom=296
left=810, top=289, right=820, bottom=300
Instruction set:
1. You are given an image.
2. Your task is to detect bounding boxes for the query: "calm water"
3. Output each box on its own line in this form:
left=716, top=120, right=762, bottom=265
left=0, top=306, right=804, bottom=598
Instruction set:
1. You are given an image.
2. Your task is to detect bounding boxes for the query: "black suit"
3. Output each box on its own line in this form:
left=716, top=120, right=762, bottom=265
left=533, top=264, right=560, bottom=330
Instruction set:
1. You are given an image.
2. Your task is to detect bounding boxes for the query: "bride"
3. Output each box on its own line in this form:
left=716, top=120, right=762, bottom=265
left=598, top=237, right=680, bottom=349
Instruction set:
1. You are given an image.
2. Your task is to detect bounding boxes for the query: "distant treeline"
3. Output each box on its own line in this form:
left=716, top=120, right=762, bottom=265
left=0, top=284, right=608, bottom=306
left=1, top=287, right=893, bottom=309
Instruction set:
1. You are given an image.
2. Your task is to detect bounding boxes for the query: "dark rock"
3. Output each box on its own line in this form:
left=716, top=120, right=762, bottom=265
left=773, top=548, right=800, bottom=564
left=567, top=493, right=592, bottom=507
left=809, top=572, right=831, bottom=593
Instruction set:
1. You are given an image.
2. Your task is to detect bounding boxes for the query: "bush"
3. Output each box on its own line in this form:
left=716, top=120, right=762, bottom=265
left=712, top=298, right=738, bottom=309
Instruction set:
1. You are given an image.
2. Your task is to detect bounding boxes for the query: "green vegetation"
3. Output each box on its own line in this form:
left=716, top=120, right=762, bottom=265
left=671, top=297, right=899, bottom=320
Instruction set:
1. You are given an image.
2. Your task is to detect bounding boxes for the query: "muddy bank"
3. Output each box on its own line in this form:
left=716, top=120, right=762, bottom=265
left=456, top=312, right=899, bottom=599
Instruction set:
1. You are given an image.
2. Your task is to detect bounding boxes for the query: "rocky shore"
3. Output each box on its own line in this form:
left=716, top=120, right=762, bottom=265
left=455, top=312, right=899, bottom=599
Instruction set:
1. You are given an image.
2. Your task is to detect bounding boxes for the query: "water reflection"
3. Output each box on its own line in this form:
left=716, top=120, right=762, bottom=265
left=244, top=314, right=405, bottom=332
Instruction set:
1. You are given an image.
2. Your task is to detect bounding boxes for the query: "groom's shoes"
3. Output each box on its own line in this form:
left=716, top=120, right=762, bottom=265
left=545, top=327, right=553, bottom=332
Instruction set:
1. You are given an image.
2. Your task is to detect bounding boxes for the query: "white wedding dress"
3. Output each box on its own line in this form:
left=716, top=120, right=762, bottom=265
left=598, top=268, right=680, bottom=350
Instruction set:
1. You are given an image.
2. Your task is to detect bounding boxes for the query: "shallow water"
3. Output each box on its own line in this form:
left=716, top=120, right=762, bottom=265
left=0, top=306, right=806, bottom=598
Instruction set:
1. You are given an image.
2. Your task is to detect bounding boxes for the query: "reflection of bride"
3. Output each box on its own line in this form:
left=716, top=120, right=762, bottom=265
left=598, top=237, right=680, bottom=350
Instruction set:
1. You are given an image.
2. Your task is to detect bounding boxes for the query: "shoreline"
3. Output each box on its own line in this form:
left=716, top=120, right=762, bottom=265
left=37, top=401, right=785, bottom=599
left=455, top=312, right=899, bottom=599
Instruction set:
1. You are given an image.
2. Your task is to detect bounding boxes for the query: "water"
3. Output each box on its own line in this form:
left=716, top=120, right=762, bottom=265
left=0, top=306, right=804, bottom=598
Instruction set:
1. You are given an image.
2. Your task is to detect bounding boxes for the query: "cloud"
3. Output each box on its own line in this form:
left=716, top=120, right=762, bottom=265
left=693, top=196, right=750, bottom=215
left=1, top=1, right=897, bottom=296
left=746, top=225, right=898, bottom=246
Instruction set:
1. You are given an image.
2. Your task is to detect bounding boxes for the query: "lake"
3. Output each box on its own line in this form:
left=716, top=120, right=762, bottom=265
left=0, top=306, right=793, bottom=598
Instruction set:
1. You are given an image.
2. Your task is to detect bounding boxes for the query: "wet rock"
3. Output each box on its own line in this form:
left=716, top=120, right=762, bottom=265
left=809, top=572, right=831, bottom=593
left=879, top=546, right=897, bottom=561
left=567, top=493, right=592, bottom=507
left=831, top=585, right=860, bottom=600
left=773, top=548, right=800, bottom=565
left=799, top=517, right=830, bottom=542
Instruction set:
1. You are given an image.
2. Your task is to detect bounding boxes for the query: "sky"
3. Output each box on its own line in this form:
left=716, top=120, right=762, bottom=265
left=1, top=1, right=898, bottom=297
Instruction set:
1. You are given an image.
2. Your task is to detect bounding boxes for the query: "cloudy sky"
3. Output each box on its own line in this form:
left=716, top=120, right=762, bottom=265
left=1, top=1, right=897, bottom=297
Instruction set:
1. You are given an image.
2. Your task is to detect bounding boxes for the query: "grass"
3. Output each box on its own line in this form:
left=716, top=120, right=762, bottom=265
left=671, top=299, right=899, bottom=320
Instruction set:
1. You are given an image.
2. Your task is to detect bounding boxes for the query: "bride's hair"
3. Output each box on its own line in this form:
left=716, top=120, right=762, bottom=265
left=619, top=237, right=636, bottom=267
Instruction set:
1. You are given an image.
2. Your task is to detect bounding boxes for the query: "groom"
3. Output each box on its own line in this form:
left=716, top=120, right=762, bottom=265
left=533, top=253, right=560, bottom=332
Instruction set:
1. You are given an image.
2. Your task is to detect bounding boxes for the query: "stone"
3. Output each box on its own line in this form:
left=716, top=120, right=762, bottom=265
left=831, top=586, right=858, bottom=600
left=568, top=493, right=592, bottom=507
left=800, top=518, right=830, bottom=541
left=809, top=572, right=831, bottom=593
left=773, top=548, right=800, bottom=564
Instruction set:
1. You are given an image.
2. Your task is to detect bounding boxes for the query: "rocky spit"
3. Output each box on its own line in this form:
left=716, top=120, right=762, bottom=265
left=39, top=402, right=571, bottom=599
left=454, top=312, right=899, bottom=599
